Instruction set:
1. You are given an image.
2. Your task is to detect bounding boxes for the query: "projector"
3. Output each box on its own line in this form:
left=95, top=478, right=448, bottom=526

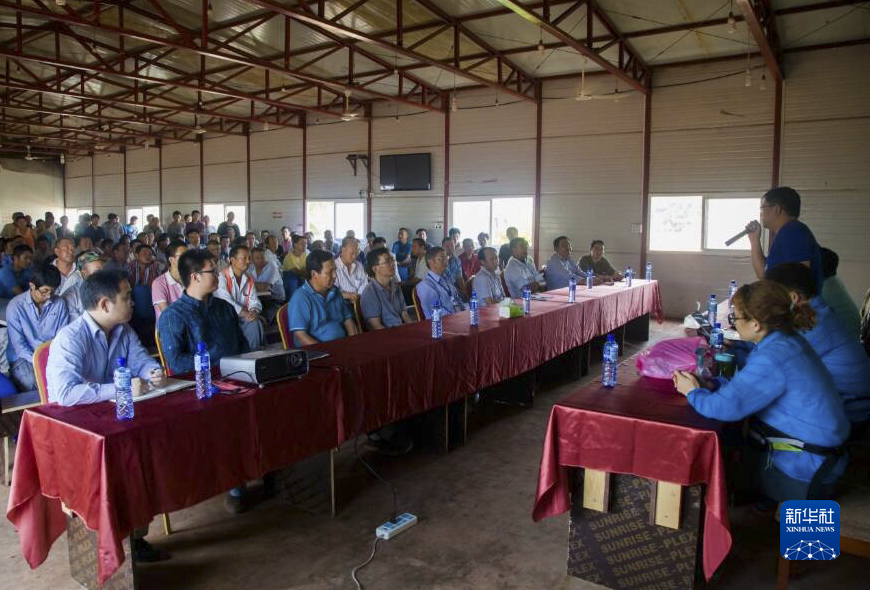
left=219, top=348, right=309, bottom=385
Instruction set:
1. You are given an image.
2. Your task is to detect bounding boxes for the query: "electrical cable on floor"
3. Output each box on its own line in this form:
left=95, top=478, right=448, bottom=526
left=351, top=536, right=380, bottom=590
left=353, top=435, right=398, bottom=522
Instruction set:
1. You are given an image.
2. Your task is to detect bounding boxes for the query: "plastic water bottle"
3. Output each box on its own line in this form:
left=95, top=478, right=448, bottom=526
left=522, top=287, right=531, bottom=315
left=602, top=334, right=619, bottom=387
left=625, top=267, right=632, bottom=287
left=586, top=269, right=594, bottom=290
left=114, top=357, right=134, bottom=421
left=711, top=322, right=724, bottom=353
left=728, top=280, right=738, bottom=319
left=469, top=290, right=479, bottom=326
left=431, top=301, right=443, bottom=339
left=195, top=341, right=213, bottom=400
left=645, top=262, right=653, bottom=281
left=707, top=294, right=718, bottom=325
left=568, top=276, right=576, bottom=303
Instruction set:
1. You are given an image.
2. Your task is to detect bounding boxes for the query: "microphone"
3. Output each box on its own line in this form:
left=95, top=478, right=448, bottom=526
left=724, top=220, right=760, bottom=246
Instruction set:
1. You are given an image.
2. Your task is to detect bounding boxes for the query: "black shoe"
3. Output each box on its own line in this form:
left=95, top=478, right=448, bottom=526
left=224, top=493, right=246, bottom=514
left=262, top=473, right=278, bottom=499
left=132, top=538, right=170, bottom=562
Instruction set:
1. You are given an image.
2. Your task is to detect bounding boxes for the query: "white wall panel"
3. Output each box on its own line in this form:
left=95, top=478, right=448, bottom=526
left=93, top=153, right=122, bottom=176
left=65, top=176, right=92, bottom=208
left=203, top=163, right=246, bottom=204
left=781, top=119, right=870, bottom=190
left=126, top=171, right=159, bottom=207
left=250, top=200, right=303, bottom=236
left=65, top=156, right=91, bottom=178
left=250, top=127, right=302, bottom=160
left=450, top=89, right=536, bottom=144
left=783, top=46, right=870, bottom=122
left=371, top=196, right=443, bottom=240
left=251, top=157, right=303, bottom=202
left=93, top=174, right=123, bottom=214
left=449, top=140, right=535, bottom=197
left=372, top=110, right=442, bottom=152
left=307, top=120, right=366, bottom=155
left=126, top=147, right=159, bottom=173
left=162, top=166, right=200, bottom=204
left=162, top=141, right=199, bottom=168
left=307, top=153, right=367, bottom=199
left=0, top=159, right=64, bottom=223
left=542, top=133, right=642, bottom=195
left=203, top=135, right=246, bottom=165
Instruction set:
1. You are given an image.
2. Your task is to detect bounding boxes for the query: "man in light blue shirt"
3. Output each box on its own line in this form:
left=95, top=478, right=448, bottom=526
left=6, top=263, right=68, bottom=391
left=0, top=244, right=33, bottom=299
left=415, top=247, right=464, bottom=319
left=47, top=269, right=164, bottom=406
left=441, top=237, right=465, bottom=294
left=287, top=249, right=358, bottom=347
left=504, top=238, right=545, bottom=298
left=544, top=236, right=585, bottom=290
left=471, top=247, right=505, bottom=306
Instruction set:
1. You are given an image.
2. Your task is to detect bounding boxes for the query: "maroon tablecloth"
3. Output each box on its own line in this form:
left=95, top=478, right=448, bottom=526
left=310, top=280, right=663, bottom=438
left=5, top=370, right=343, bottom=584
left=531, top=363, right=731, bottom=581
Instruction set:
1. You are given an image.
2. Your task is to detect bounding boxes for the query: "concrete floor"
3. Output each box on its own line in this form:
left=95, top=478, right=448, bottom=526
left=2, top=320, right=866, bottom=589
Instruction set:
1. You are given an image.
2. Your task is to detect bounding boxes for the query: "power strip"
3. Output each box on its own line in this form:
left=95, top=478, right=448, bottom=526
left=376, top=512, right=418, bottom=540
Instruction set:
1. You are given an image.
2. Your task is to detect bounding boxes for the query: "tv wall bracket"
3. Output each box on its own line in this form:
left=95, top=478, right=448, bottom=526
left=346, top=154, right=369, bottom=176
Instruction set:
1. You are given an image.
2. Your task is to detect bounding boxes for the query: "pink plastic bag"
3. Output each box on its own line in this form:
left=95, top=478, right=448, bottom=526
left=635, top=337, right=707, bottom=379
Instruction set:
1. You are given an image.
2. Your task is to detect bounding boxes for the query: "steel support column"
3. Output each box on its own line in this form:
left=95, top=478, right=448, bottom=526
left=533, top=81, right=542, bottom=266
left=772, top=76, right=783, bottom=188
left=366, top=104, right=373, bottom=234
left=90, top=155, right=95, bottom=213
left=199, top=137, right=204, bottom=213
left=246, top=125, right=252, bottom=230
left=640, top=83, right=652, bottom=271
left=302, top=113, right=307, bottom=231
left=442, top=94, right=450, bottom=240
left=157, top=139, right=163, bottom=219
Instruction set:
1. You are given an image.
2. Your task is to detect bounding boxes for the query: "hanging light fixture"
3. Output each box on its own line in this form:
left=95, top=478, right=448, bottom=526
left=495, top=94, right=500, bottom=107
left=537, top=34, right=545, bottom=58
left=760, top=73, right=767, bottom=91
left=59, top=153, right=65, bottom=164
left=727, top=1, right=736, bottom=34
left=450, top=93, right=458, bottom=113
left=194, top=115, right=205, bottom=134
left=575, top=57, right=591, bottom=101
left=341, top=89, right=357, bottom=121
left=55, top=0, right=66, bottom=6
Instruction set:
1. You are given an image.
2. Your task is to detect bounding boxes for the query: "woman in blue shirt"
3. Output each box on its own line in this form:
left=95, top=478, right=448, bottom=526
left=673, top=280, right=849, bottom=502
left=391, top=227, right=412, bottom=281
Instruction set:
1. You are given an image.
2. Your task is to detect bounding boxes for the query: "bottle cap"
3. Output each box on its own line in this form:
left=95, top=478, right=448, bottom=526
left=471, top=290, right=477, bottom=298
left=197, top=341, right=206, bottom=353
left=710, top=294, right=716, bottom=298
left=116, top=357, right=127, bottom=367
left=714, top=322, right=721, bottom=328
left=607, top=334, right=614, bottom=341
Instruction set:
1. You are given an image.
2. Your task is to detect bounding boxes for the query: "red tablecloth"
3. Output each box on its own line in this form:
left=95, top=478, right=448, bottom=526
left=531, top=364, right=731, bottom=581
left=5, top=370, right=343, bottom=585
left=310, top=280, right=663, bottom=438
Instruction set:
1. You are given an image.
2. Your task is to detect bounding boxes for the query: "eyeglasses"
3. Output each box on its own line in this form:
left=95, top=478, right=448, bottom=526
left=759, top=204, right=774, bottom=210
left=733, top=315, right=750, bottom=322
left=195, top=269, right=218, bottom=277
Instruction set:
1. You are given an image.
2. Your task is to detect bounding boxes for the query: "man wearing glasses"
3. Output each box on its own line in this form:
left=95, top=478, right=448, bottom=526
left=747, top=186, right=823, bottom=287
left=157, top=249, right=248, bottom=376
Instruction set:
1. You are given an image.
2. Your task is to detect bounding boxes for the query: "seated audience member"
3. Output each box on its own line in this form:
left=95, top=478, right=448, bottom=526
left=818, top=247, right=861, bottom=338
left=154, top=233, right=170, bottom=269
left=207, top=240, right=228, bottom=271
left=1, top=212, right=23, bottom=240
left=104, top=241, right=129, bottom=273
left=32, top=235, right=52, bottom=268
left=765, top=263, right=870, bottom=427
left=102, top=213, right=122, bottom=243
left=545, top=236, right=585, bottom=290
left=249, top=246, right=284, bottom=322
left=7, top=213, right=35, bottom=249
left=152, top=241, right=188, bottom=320
left=458, top=238, right=481, bottom=280
left=62, top=251, right=105, bottom=322
left=391, top=228, right=412, bottom=281
left=263, top=235, right=281, bottom=268
left=498, top=226, right=519, bottom=269
left=52, top=237, right=77, bottom=294
left=748, top=186, right=823, bottom=286
left=245, top=231, right=258, bottom=250
left=77, top=235, right=95, bottom=256
left=504, top=238, right=544, bottom=298
left=416, top=228, right=434, bottom=249
left=415, top=247, right=464, bottom=319
left=286, top=249, right=358, bottom=346
left=217, top=212, right=241, bottom=239
left=441, top=237, right=466, bottom=293
left=0, top=244, right=33, bottom=298
left=84, top=214, right=106, bottom=244
left=310, top=239, right=326, bottom=252
left=219, top=234, right=232, bottom=261
left=409, top=238, right=429, bottom=285
left=282, top=234, right=309, bottom=279
left=167, top=211, right=185, bottom=239
left=186, top=227, right=204, bottom=250
left=6, top=264, right=68, bottom=391
left=477, top=232, right=489, bottom=250
left=448, top=227, right=461, bottom=248
left=279, top=226, right=293, bottom=257
left=203, top=215, right=216, bottom=235
left=472, top=247, right=506, bottom=305
left=370, top=237, right=401, bottom=279
left=361, top=231, right=377, bottom=262
left=335, top=237, right=369, bottom=303
left=186, top=210, right=205, bottom=237
left=323, top=229, right=340, bottom=256
left=674, top=280, right=849, bottom=501
left=578, top=239, right=622, bottom=281
left=127, top=243, right=160, bottom=287
left=47, top=269, right=168, bottom=561
left=304, top=231, right=315, bottom=250
left=215, top=244, right=266, bottom=351
left=360, top=248, right=413, bottom=330
left=122, top=216, right=138, bottom=240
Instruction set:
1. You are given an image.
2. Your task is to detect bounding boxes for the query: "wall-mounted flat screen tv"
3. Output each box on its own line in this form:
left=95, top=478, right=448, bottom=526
left=379, top=153, right=431, bottom=191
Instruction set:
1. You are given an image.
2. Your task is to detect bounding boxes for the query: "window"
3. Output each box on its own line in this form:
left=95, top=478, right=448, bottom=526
left=203, top=204, right=246, bottom=235
left=306, top=201, right=365, bottom=241
left=451, top=197, right=534, bottom=247
left=125, top=206, right=160, bottom=234
left=649, top=195, right=760, bottom=253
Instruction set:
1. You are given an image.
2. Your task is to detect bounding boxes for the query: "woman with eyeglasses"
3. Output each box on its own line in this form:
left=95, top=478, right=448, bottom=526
left=673, top=280, right=850, bottom=502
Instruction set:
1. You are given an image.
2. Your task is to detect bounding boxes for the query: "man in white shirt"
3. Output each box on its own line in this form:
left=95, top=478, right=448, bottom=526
left=334, top=237, right=369, bottom=303
left=472, top=247, right=506, bottom=305
left=249, top=246, right=284, bottom=323
left=504, top=238, right=545, bottom=298
left=215, top=244, right=266, bottom=350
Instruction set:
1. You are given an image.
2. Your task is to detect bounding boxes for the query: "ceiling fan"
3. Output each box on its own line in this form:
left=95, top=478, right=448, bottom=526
left=23, top=144, right=56, bottom=162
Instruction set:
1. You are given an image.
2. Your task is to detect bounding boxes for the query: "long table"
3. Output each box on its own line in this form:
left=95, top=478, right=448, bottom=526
left=531, top=356, right=731, bottom=585
left=6, top=280, right=662, bottom=585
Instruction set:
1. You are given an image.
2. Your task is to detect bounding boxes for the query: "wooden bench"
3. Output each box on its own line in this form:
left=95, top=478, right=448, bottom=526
left=0, top=390, right=41, bottom=485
